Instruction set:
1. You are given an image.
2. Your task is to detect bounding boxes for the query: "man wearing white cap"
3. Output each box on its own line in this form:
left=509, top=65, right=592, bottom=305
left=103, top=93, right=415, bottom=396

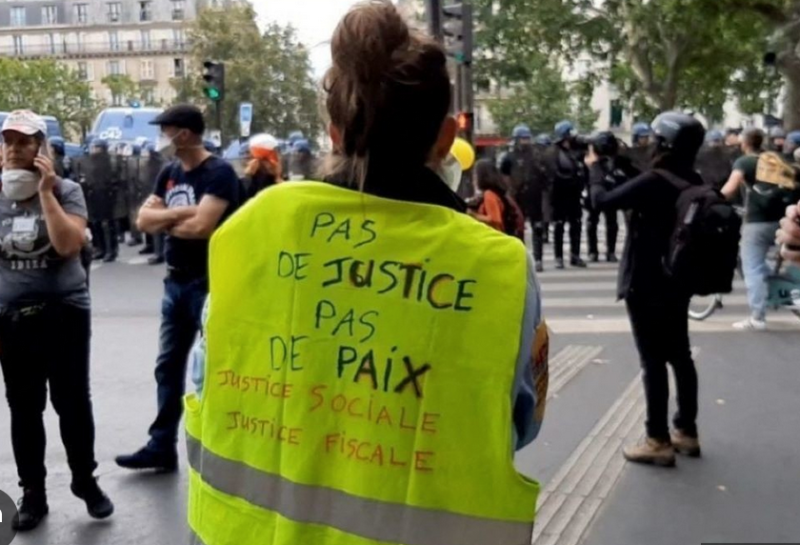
left=0, top=110, right=114, bottom=530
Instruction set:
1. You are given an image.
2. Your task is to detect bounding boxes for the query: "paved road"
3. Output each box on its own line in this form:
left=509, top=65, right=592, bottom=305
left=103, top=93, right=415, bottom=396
left=1, top=223, right=798, bottom=545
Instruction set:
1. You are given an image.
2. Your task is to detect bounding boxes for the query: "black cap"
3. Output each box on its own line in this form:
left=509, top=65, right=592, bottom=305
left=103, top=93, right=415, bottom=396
left=150, top=104, right=205, bottom=135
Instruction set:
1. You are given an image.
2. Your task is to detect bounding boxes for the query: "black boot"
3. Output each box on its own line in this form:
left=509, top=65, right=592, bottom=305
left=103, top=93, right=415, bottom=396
left=589, top=253, right=600, bottom=263
left=535, top=261, right=544, bottom=273
left=607, top=253, right=619, bottom=263
left=13, top=487, right=49, bottom=531
left=71, top=477, right=114, bottom=519
left=570, top=256, right=588, bottom=268
left=116, top=446, right=178, bottom=473
left=555, top=258, right=565, bottom=270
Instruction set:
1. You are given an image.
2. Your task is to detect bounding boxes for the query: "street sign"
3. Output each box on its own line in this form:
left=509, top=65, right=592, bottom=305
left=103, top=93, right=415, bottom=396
left=209, top=130, right=222, bottom=149
left=239, top=102, right=253, bottom=138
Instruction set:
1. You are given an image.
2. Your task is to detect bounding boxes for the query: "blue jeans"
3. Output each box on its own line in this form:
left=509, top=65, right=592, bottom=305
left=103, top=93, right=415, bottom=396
left=147, top=276, right=207, bottom=452
left=741, top=222, right=779, bottom=321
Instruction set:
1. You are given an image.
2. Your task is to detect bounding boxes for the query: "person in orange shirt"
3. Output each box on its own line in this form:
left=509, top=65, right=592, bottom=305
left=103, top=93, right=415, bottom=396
left=471, top=158, right=524, bottom=238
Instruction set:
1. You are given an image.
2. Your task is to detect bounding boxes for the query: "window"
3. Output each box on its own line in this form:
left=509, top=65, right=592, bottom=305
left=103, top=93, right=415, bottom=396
left=171, top=0, right=185, bottom=20
left=172, top=28, right=185, bottom=47
left=140, top=59, right=154, bottom=80
left=11, top=7, right=26, bottom=27
left=75, top=3, right=88, bottom=24
left=107, top=2, right=121, bottom=22
left=173, top=58, right=184, bottom=78
left=77, top=61, right=89, bottom=80
left=13, top=35, right=23, bottom=55
left=42, top=5, right=57, bottom=25
left=140, top=30, right=151, bottom=50
left=109, top=31, right=120, bottom=51
left=139, top=1, right=152, bottom=21
left=108, top=60, right=121, bottom=76
left=142, top=87, right=155, bottom=105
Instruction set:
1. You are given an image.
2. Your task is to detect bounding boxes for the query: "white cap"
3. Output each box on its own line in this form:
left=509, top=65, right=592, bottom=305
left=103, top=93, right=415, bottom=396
left=249, top=133, right=279, bottom=152
left=1, top=110, right=47, bottom=137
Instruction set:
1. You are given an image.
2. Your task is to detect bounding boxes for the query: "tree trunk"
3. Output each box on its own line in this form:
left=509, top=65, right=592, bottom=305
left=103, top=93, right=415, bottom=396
left=779, top=46, right=800, bottom=130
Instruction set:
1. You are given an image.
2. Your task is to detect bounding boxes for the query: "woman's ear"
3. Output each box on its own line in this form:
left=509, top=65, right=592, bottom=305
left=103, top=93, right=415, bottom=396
left=432, top=117, right=457, bottom=162
left=329, top=124, right=343, bottom=151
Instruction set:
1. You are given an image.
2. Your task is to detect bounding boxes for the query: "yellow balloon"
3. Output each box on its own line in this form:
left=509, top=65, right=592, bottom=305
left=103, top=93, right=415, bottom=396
left=450, top=137, right=476, bottom=171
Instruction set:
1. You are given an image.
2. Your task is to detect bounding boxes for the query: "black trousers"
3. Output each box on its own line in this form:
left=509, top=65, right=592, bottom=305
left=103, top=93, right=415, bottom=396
left=587, top=208, right=619, bottom=257
left=0, top=303, right=97, bottom=489
left=625, top=295, right=698, bottom=441
left=553, top=218, right=582, bottom=260
left=532, top=221, right=545, bottom=263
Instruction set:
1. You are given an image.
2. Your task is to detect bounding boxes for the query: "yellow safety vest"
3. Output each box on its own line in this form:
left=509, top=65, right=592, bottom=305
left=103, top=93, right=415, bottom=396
left=185, top=181, right=539, bottom=545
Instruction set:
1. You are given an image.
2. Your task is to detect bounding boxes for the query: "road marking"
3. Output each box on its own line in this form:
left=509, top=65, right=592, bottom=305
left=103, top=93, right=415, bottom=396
left=532, top=374, right=646, bottom=545
left=541, top=281, right=746, bottom=293
left=547, top=346, right=603, bottom=398
left=547, top=314, right=800, bottom=333
left=90, top=263, right=103, bottom=272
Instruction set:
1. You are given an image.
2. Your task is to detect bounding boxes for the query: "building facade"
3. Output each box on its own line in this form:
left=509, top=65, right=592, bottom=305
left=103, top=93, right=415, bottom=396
left=0, top=0, right=206, bottom=106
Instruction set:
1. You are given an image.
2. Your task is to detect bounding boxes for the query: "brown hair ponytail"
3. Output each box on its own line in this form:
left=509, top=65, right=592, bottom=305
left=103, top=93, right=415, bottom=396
left=322, top=0, right=451, bottom=189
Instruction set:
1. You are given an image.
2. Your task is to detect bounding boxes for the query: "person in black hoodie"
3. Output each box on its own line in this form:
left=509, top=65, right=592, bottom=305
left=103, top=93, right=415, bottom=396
left=589, top=112, right=706, bottom=468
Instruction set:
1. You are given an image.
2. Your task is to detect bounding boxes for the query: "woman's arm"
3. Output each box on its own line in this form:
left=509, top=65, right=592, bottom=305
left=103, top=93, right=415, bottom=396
left=512, top=254, right=548, bottom=451
left=591, top=170, right=655, bottom=212
left=36, top=157, right=86, bottom=258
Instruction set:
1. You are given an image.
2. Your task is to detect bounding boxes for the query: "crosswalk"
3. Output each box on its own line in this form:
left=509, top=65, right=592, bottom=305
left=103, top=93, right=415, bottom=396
left=526, top=222, right=800, bottom=334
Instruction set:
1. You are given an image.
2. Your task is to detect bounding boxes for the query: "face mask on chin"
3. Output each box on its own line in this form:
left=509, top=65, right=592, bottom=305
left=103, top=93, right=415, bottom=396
left=435, top=154, right=463, bottom=193
left=1, top=169, right=40, bottom=201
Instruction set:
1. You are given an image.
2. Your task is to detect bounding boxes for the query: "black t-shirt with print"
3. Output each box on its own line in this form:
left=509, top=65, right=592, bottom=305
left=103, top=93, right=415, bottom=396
left=154, top=156, right=240, bottom=279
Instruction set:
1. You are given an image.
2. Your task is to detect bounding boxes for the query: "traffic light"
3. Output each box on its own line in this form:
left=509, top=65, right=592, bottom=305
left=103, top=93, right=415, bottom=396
left=202, top=61, right=225, bottom=102
left=442, top=2, right=473, bottom=64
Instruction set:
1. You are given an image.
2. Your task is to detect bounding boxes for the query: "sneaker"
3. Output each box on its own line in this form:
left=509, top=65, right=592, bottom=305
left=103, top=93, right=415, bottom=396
left=12, top=488, right=49, bottom=531
left=607, top=253, right=619, bottom=263
left=535, top=262, right=544, bottom=273
left=589, top=253, right=599, bottom=263
left=570, top=256, right=588, bottom=268
left=116, top=446, right=178, bottom=472
left=733, top=317, right=767, bottom=331
left=555, top=258, right=565, bottom=270
left=622, top=437, right=676, bottom=467
left=71, top=477, right=114, bottom=520
left=671, top=429, right=702, bottom=458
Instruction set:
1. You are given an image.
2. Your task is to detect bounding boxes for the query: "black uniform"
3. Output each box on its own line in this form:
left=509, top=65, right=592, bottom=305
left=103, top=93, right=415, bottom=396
left=501, top=144, right=550, bottom=264
left=79, top=151, right=119, bottom=261
left=586, top=155, right=639, bottom=260
left=547, top=143, right=586, bottom=264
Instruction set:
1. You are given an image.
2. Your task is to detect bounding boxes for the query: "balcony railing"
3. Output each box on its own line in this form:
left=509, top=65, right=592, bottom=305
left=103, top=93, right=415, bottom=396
left=0, top=39, right=189, bottom=57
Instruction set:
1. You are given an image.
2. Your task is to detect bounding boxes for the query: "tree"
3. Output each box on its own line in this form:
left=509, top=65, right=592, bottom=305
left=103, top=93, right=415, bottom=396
left=182, top=3, right=321, bottom=143
left=475, top=0, right=775, bottom=124
left=0, top=57, right=99, bottom=139
left=102, top=74, right=138, bottom=106
left=732, top=0, right=800, bottom=129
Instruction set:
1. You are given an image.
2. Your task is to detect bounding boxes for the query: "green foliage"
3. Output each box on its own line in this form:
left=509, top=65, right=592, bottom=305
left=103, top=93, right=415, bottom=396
left=0, top=57, right=98, bottom=138
left=182, top=3, right=321, bottom=142
left=475, top=0, right=782, bottom=127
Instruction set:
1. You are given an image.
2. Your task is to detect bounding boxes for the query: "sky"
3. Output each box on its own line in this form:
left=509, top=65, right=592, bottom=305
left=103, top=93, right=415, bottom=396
left=252, top=0, right=365, bottom=76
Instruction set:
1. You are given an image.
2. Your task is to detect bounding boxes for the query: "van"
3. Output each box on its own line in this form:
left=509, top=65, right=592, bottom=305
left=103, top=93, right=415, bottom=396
left=90, top=107, right=163, bottom=145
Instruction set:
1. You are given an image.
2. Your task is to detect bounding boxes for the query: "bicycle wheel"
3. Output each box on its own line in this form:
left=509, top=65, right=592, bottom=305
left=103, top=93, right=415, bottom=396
left=689, top=294, right=722, bottom=321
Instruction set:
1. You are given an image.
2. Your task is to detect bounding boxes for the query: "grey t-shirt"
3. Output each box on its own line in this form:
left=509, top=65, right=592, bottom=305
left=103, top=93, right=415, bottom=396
left=0, top=178, right=90, bottom=309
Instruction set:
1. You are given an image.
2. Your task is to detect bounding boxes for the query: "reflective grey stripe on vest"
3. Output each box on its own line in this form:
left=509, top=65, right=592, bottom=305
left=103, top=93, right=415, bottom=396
left=187, top=435, right=533, bottom=545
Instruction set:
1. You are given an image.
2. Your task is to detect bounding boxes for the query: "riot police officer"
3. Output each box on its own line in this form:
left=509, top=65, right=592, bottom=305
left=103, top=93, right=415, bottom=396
left=500, top=124, right=551, bottom=272
left=83, top=139, right=119, bottom=263
left=547, top=120, right=587, bottom=269
left=49, top=136, right=71, bottom=180
left=585, top=131, right=640, bottom=262
left=768, top=126, right=787, bottom=152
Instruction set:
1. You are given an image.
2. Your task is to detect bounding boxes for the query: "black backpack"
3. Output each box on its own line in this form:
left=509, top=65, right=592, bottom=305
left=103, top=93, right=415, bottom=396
left=655, top=169, right=742, bottom=296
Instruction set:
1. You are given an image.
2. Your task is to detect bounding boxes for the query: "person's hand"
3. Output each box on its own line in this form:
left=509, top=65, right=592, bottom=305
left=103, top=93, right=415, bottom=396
left=143, top=195, right=164, bottom=209
left=584, top=146, right=599, bottom=167
left=777, top=202, right=800, bottom=263
left=34, top=156, right=57, bottom=194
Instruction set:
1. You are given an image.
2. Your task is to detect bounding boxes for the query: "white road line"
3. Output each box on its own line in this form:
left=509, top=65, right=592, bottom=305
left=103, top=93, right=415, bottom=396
left=547, top=314, right=800, bottom=334
left=532, top=375, right=646, bottom=545
left=541, top=281, right=746, bottom=293
left=544, top=295, right=749, bottom=308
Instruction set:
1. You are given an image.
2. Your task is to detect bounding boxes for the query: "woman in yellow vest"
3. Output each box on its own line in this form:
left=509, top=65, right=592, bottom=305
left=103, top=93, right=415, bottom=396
left=184, top=2, right=547, bottom=544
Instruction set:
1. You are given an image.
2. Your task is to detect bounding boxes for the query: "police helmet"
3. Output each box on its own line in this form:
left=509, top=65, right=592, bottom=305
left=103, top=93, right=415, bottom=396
left=591, top=131, right=619, bottom=157
left=288, top=131, right=305, bottom=144
left=534, top=133, right=552, bottom=147
left=784, top=131, right=800, bottom=154
left=49, top=136, right=65, bottom=155
left=651, top=112, right=705, bottom=161
left=512, top=124, right=533, bottom=140
left=705, top=129, right=724, bottom=144
left=293, top=139, right=311, bottom=153
left=554, top=120, right=575, bottom=142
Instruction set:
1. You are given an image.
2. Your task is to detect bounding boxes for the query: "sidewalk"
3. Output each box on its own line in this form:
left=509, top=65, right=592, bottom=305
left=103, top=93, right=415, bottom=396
left=539, top=329, right=800, bottom=545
